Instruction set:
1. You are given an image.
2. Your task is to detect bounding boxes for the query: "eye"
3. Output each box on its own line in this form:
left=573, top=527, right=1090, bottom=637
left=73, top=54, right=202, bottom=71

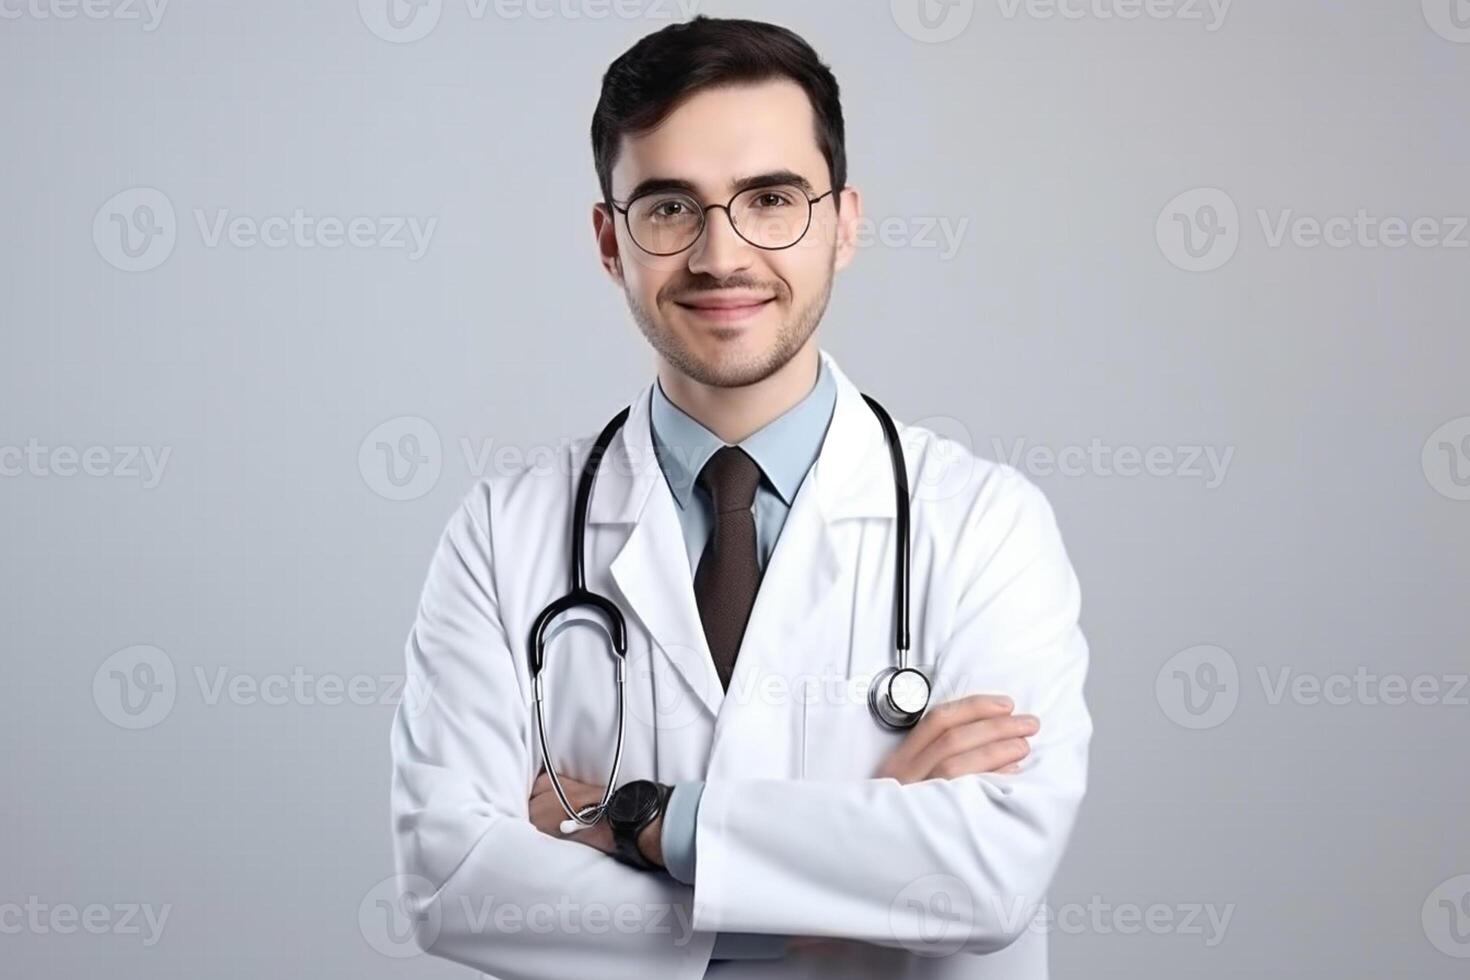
left=643, top=196, right=701, bottom=222
left=751, top=190, right=796, bottom=209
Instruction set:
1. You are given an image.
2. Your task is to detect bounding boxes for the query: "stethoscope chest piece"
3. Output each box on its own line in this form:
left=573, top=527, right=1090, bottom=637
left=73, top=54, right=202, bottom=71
left=531, top=390, right=929, bottom=829
left=868, top=665, right=931, bottom=730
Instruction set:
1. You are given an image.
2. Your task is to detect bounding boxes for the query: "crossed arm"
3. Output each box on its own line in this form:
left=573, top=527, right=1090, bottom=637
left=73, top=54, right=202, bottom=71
left=389, top=472, right=1091, bottom=979
left=528, top=694, right=1042, bottom=957
left=527, top=692, right=1039, bottom=862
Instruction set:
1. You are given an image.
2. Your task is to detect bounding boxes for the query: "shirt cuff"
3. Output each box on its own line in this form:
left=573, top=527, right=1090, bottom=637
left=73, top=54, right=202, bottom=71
left=660, top=781, right=702, bottom=886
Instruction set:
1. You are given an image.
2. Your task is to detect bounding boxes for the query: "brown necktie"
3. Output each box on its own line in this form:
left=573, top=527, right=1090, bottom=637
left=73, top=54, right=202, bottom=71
left=693, top=446, right=764, bottom=692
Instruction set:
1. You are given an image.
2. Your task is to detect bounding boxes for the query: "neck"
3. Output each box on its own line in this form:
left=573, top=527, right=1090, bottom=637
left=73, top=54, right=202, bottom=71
left=656, top=340, right=821, bottom=444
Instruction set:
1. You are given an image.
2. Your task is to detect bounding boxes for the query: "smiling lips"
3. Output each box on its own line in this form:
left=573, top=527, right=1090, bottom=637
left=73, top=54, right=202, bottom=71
left=675, top=292, right=776, bottom=324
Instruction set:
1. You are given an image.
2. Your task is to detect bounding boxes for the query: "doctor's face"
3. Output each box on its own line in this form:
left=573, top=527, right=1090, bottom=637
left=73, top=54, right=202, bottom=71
left=594, top=79, right=861, bottom=388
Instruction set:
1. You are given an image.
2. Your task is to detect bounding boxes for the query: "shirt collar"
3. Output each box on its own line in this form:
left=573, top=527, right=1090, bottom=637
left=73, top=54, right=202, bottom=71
left=650, top=356, right=837, bottom=511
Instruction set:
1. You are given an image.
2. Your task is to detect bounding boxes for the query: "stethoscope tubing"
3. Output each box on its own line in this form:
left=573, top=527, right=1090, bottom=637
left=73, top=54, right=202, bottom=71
left=529, top=390, right=915, bottom=825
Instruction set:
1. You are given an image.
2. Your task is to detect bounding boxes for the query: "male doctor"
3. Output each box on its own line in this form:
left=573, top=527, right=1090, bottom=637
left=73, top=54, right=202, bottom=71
left=390, top=15, right=1091, bottom=980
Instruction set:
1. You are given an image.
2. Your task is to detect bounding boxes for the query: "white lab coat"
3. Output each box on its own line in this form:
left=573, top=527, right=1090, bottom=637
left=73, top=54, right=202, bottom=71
left=390, top=348, right=1092, bottom=980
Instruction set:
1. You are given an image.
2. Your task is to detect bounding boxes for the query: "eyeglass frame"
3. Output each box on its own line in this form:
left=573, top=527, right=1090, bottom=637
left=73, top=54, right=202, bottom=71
left=609, top=183, right=839, bottom=256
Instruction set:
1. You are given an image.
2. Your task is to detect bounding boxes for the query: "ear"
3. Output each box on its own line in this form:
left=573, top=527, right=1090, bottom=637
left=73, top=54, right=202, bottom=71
left=833, top=185, right=863, bottom=274
left=592, top=202, right=623, bottom=284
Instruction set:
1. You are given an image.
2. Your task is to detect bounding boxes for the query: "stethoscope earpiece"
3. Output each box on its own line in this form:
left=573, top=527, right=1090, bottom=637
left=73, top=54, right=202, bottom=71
left=558, top=802, right=605, bottom=836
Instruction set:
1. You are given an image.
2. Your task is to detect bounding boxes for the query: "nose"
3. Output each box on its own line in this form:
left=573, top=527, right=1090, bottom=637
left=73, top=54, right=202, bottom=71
left=685, top=205, right=753, bottom=280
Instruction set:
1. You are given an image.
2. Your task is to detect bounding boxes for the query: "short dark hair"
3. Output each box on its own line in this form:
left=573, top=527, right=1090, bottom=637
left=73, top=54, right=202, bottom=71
left=591, top=16, right=847, bottom=213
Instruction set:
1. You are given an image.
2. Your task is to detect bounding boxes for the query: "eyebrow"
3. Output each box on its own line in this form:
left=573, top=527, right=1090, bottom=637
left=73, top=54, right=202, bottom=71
left=619, top=169, right=817, bottom=203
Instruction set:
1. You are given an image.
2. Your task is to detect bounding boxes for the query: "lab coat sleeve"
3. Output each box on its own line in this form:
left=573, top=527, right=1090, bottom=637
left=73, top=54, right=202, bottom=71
left=663, top=782, right=790, bottom=961
left=690, top=468, right=1092, bottom=955
left=389, top=483, right=715, bottom=980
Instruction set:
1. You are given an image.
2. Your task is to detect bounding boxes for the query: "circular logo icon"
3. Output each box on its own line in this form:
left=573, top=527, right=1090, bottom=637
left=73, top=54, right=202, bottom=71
left=1156, top=187, right=1240, bottom=273
left=1423, top=874, right=1470, bottom=957
left=624, top=640, right=709, bottom=736
left=359, top=0, right=442, bottom=43
left=1423, top=0, right=1470, bottom=43
left=890, top=873, right=974, bottom=956
left=93, top=187, right=177, bottom=273
left=93, top=644, right=176, bottom=730
left=359, top=873, right=440, bottom=958
left=1155, top=644, right=1238, bottom=730
left=359, top=416, right=442, bottom=501
left=1422, top=416, right=1470, bottom=501
left=908, top=416, right=976, bottom=504
left=891, top=0, right=975, bottom=43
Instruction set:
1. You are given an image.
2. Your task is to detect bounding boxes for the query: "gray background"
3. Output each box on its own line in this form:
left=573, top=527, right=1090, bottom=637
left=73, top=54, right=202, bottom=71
left=3, top=0, right=1468, bottom=977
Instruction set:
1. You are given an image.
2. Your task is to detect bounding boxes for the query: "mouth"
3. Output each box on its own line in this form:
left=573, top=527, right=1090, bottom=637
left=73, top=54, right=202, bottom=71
left=673, top=294, right=777, bottom=324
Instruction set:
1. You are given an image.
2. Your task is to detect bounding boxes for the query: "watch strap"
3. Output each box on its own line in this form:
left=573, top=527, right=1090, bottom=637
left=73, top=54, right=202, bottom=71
left=610, top=781, right=672, bottom=871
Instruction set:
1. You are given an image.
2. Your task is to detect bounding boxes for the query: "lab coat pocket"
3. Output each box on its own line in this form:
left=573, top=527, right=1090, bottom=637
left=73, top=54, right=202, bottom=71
left=800, top=695, right=907, bottom=781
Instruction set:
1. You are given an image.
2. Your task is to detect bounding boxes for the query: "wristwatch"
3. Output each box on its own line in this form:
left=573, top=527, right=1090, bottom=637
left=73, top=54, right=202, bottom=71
left=606, top=779, right=673, bottom=871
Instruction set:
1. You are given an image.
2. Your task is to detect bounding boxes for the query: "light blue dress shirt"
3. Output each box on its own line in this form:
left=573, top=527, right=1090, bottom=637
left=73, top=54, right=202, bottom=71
left=648, top=355, right=837, bottom=960
left=649, top=355, right=838, bottom=577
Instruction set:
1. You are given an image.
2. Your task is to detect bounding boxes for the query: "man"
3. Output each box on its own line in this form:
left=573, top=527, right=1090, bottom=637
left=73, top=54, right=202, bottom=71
left=390, top=16, right=1090, bottom=979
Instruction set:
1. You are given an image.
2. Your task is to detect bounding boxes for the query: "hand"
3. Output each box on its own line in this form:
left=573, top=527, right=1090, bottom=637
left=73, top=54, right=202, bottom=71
left=527, top=770, right=665, bottom=868
left=874, top=694, right=1038, bottom=784
left=529, top=769, right=615, bottom=855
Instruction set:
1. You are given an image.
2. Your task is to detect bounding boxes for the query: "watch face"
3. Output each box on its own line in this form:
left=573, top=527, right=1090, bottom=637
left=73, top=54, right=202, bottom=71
left=610, top=780, right=659, bottom=825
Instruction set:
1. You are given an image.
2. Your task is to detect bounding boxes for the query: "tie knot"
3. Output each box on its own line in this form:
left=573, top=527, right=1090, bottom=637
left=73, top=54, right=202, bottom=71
left=696, top=446, right=763, bottom=513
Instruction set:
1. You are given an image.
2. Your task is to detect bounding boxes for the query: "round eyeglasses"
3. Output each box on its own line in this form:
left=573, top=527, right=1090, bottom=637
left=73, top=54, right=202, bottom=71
left=611, top=183, right=837, bottom=256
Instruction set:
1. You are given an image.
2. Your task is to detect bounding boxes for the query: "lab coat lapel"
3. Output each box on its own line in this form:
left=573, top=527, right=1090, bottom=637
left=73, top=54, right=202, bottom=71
left=592, top=381, right=726, bottom=720
left=588, top=350, right=898, bottom=730
left=719, top=351, right=898, bottom=735
left=720, top=472, right=842, bottom=717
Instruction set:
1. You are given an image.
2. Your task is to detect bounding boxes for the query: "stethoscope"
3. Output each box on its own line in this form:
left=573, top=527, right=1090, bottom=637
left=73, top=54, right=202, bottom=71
left=528, top=392, right=931, bottom=831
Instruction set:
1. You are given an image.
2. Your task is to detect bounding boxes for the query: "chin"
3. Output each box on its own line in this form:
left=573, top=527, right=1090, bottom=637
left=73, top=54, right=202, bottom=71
left=637, top=297, right=805, bottom=388
left=685, top=340, right=792, bottom=388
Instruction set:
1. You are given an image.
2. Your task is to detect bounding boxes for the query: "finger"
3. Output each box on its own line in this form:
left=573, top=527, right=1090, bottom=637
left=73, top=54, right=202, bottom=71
left=532, top=769, right=594, bottom=799
left=925, top=737, right=1032, bottom=781
left=535, top=777, right=608, bottom=825
left=886, top=694, right=1017, bottom=769
left=528, top=798, right=560, bottom=836
left=875, top=696, right=1011, bottom=781
left=530, top=792, right=584, bottom=838
left=907, top=712, right=1038, bottom=781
